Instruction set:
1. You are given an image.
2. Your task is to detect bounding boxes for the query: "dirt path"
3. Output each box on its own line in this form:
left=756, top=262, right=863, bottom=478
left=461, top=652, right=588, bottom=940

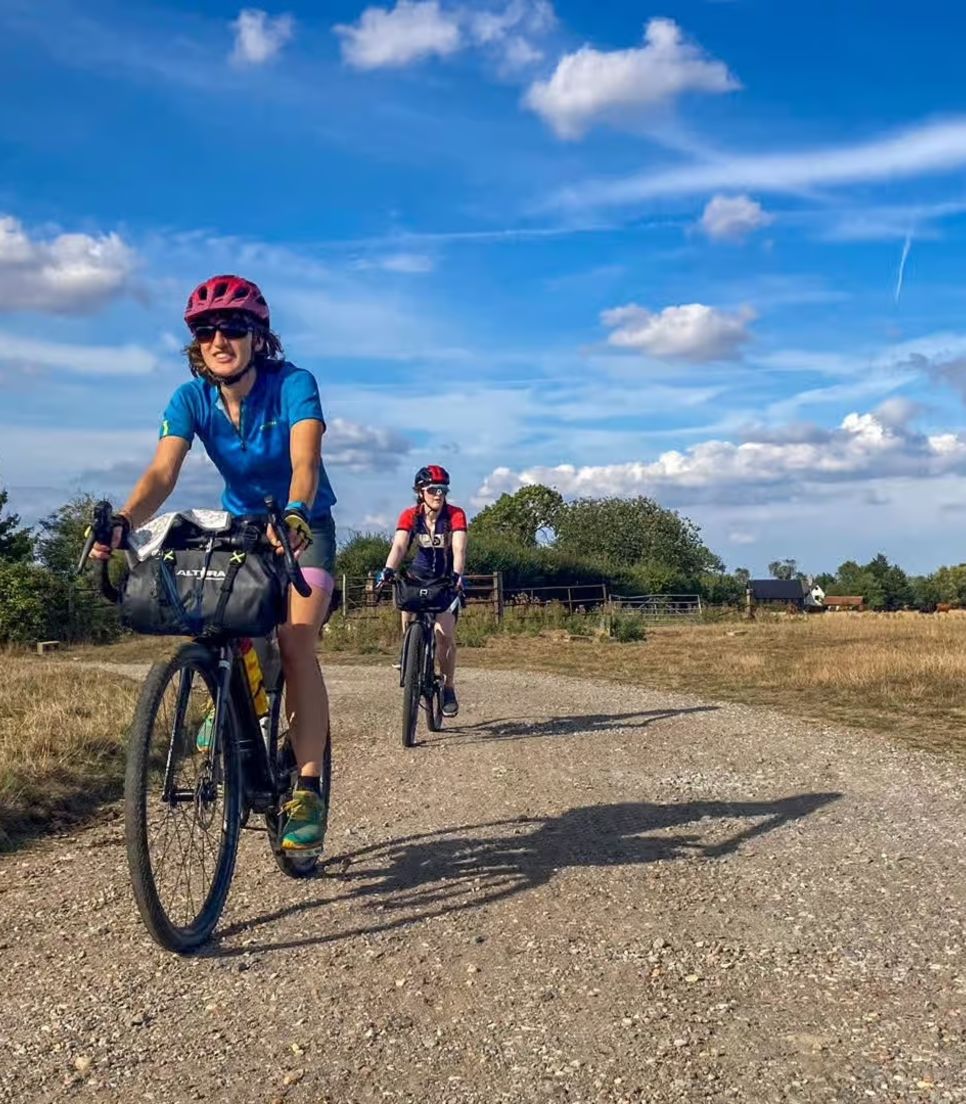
left=1, top=664, right=964, bottom=1103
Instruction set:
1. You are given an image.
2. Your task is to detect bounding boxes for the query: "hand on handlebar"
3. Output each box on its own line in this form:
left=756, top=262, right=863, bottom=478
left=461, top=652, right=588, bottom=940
left=88, top=512, right=130, bottom=561
left=267, top=505, right=312, bottom=557
left=375, top=566, right=395, bottom=589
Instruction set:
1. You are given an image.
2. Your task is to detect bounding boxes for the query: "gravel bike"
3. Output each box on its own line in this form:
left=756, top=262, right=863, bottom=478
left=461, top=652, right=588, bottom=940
left=78, top=498, right=331, bottom=953
left=378, top=571, right=462, bottom=748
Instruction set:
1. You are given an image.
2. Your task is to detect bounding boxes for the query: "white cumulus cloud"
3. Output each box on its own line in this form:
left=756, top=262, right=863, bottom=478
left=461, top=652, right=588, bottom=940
left=0, top=216, right=136, bottom=315
left=231, top=8, right=294, bottom=66
left=699, top=194, right=773, bottom=241
left=524, top=17, right=739, bottom=139
left=475, top=411, right=966, bottom=508
left=335, top=1, right=462, bottom=69
left=601, top=302, right=754, bottom=362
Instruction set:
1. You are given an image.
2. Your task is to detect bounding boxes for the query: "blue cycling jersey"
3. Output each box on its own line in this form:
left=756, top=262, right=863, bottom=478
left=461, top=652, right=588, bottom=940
left=160, top=361, right=337, bottom=522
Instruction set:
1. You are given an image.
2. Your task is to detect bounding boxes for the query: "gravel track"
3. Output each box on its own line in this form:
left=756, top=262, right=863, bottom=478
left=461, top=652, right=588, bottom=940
left=1, top=663, right=964, bottom=1103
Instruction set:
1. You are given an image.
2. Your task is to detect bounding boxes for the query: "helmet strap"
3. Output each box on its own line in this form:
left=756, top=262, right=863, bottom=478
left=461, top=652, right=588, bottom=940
left=216, top=357, right=256, bottom=388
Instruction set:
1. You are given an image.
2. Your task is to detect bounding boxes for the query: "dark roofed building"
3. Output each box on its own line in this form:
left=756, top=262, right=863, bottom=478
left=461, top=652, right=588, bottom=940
left=748, top=578, right=808, bottom=610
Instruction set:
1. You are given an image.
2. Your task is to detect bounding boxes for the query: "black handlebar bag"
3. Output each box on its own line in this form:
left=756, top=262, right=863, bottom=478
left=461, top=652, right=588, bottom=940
left=393, top=574, right=456, bottom=614
left=121, top=521, right=286, bottom=638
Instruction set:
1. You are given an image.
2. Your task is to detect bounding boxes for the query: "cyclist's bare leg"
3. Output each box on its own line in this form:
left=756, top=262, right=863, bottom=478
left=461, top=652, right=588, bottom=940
left=278, top=581, right=331, bottom=777
left=434, top=610, right=457, bottom=687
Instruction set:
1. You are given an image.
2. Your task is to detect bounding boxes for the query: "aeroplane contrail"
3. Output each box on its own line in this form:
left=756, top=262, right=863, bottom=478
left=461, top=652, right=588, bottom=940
left=894, top=230, right=913, bottom=303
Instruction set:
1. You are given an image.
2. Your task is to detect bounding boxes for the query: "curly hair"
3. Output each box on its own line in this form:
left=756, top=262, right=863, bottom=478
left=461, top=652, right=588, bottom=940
left=183, top=319, right=286, bottom=383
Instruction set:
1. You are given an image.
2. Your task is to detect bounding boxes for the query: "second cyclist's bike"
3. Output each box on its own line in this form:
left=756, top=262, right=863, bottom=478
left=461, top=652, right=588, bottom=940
left=379, top=571, right=462, bottom=748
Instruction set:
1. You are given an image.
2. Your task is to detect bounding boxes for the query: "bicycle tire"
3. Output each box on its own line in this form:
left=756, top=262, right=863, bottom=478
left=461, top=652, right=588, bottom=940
left=401, top=621, right=425, bottom=747
left=125, top=643, right=242, bottom=953
left=265, top=674, right=332, bottom=879
left=423, top=636, right=443, bottom=731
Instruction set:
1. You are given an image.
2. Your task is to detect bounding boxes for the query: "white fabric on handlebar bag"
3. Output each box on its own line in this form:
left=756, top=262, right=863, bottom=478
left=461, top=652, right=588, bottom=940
left=127, top=509, right=232, bottom=561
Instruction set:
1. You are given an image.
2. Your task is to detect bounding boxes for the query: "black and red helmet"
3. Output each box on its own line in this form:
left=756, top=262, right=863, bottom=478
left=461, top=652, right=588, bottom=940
left=414, top=464, right=450, bottom=490
left=184, top=275, right=270, bottom=328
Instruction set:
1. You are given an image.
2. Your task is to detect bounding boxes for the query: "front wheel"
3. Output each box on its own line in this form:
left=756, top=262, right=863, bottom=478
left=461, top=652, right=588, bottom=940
left=401, top=621, right=425, bottom=747
left=424, top=636, right=443, bottom=732
left=265, top=675, right=332, bottom=879
left=124, top=644, right=242, bottom=953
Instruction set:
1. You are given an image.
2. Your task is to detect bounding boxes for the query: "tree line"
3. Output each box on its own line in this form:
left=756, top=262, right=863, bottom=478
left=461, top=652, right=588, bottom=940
left=0, top=482, right=960, bottom=644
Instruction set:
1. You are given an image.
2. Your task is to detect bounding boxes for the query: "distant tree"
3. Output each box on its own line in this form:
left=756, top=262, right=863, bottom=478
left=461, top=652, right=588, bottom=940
left=36, top=493, right=100, bottom=576
left=0, top=487, right=32, bottom=563
left=768, top=558, right=798, bottom=581
left=470, top=486, right=563, bottom=547
left=929, top=564, right=966, bottom=607
left=732, top=567, right=750, bottom=587
left=909, top=573, right=941, bottom=611
left=335, top=532, right=392, bottom=580
left=553, top=496, right=723, bottom=579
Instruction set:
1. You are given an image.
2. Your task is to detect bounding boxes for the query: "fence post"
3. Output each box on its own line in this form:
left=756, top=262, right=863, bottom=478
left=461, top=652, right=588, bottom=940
left=494, top=571, right=504, bottom=622
left=341, top=573, right=348, bottom=620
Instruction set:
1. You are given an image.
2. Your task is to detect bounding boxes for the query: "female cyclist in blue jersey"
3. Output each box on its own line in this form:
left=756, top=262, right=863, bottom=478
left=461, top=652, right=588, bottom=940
left=378, top=465, right=467, bottom=717
left=90, top=275, right=335, bottom=852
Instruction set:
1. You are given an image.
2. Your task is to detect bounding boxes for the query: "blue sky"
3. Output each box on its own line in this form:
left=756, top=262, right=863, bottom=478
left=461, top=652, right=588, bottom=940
left=4, top=0, right=966, bottom=574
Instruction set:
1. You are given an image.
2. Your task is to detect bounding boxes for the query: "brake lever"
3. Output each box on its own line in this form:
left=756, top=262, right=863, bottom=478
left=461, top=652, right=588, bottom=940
left=75, top=500, right=121, bottom=603
left=265, top=496, right=311, bottom=599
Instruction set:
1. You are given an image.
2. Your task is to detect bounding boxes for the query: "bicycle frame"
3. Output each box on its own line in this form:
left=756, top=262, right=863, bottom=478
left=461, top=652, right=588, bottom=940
left=168, top=638, right=279, bottom=815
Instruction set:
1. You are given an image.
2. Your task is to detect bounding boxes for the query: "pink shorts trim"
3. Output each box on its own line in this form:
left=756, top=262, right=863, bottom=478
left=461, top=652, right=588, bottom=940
left=301, top=567, right=335, bottom=594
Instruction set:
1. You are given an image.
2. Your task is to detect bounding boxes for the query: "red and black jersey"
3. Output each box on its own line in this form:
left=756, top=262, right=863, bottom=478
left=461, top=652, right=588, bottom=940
left=396, top=502, right=468, bottom=579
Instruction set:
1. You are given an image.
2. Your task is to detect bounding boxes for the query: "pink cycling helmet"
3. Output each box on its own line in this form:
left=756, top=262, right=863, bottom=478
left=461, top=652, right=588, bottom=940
left=184, top=275, right=270, bottom=328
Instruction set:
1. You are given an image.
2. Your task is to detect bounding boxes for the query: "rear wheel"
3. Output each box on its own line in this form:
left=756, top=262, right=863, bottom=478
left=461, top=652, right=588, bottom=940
left=265, top=675, right=332, bottom=878
left=401, top=621, right=425, bottom=747
left=124, top=644, right=241, bottom=953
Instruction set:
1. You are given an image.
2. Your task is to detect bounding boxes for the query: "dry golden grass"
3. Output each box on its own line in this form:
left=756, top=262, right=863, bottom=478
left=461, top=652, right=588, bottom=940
left=462, top=612, right=966, bottom=759
left=27, top=612, right=961, bottom=849
left=0, top=654, right=141, bottom=849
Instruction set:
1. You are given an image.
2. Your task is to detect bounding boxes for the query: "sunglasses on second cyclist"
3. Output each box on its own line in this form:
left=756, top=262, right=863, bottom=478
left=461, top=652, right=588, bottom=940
left=191, top=321, right=253, bottom=344
left=422, top=485, right=448, bottom=496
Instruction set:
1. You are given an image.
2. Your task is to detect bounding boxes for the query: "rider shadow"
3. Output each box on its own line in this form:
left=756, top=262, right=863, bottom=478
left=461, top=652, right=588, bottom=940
left=213, top=790, right=841, bottom=957
left=439, top=705, right=719, bottom=743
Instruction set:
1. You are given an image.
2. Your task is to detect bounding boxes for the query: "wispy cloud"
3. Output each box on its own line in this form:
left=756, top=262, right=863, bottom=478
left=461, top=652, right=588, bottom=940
left=230, top=9, right=294, bottom=66
left=524, top=17, right=738, bottom=139
left=0, top=331, right=158, bottom=376
left=554, top=118, right=966, bottom=208
left=352, top=252, right=436, bottom=274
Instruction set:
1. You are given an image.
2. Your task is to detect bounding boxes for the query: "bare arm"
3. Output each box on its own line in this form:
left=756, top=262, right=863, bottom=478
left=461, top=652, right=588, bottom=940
left=90, top=436, right=188, bottom=559
left=288, top=419, right=322, bottom=508
left=451, top=529, right=467, bottom=576
left=385, top=530, right=411, bottom=572
left=119, top=436, right=190, bottom=527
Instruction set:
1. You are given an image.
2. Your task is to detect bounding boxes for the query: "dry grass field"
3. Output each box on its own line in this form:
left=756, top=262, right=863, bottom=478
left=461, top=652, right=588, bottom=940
left=0, top=655, right=140, bottom=848
left=466, top=612, right=966, bottom=759
left=4, top=609, right=963, bottom=847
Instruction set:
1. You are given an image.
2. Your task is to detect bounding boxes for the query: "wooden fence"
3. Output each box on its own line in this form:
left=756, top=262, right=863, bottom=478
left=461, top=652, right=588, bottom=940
left=336, top=575, right=702, bottom=623
left=610, top=594, right=703, bottom=621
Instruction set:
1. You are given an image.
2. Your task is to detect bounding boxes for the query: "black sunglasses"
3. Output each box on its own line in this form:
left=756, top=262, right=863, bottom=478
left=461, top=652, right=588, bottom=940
left=191, top=322, right=253, bottom=343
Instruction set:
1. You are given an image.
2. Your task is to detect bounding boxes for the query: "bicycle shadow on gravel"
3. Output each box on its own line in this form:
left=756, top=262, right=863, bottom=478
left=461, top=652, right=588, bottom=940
left=213, top=790, right=841, bottom=957
left=436, top=705, right=718, bottom=743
